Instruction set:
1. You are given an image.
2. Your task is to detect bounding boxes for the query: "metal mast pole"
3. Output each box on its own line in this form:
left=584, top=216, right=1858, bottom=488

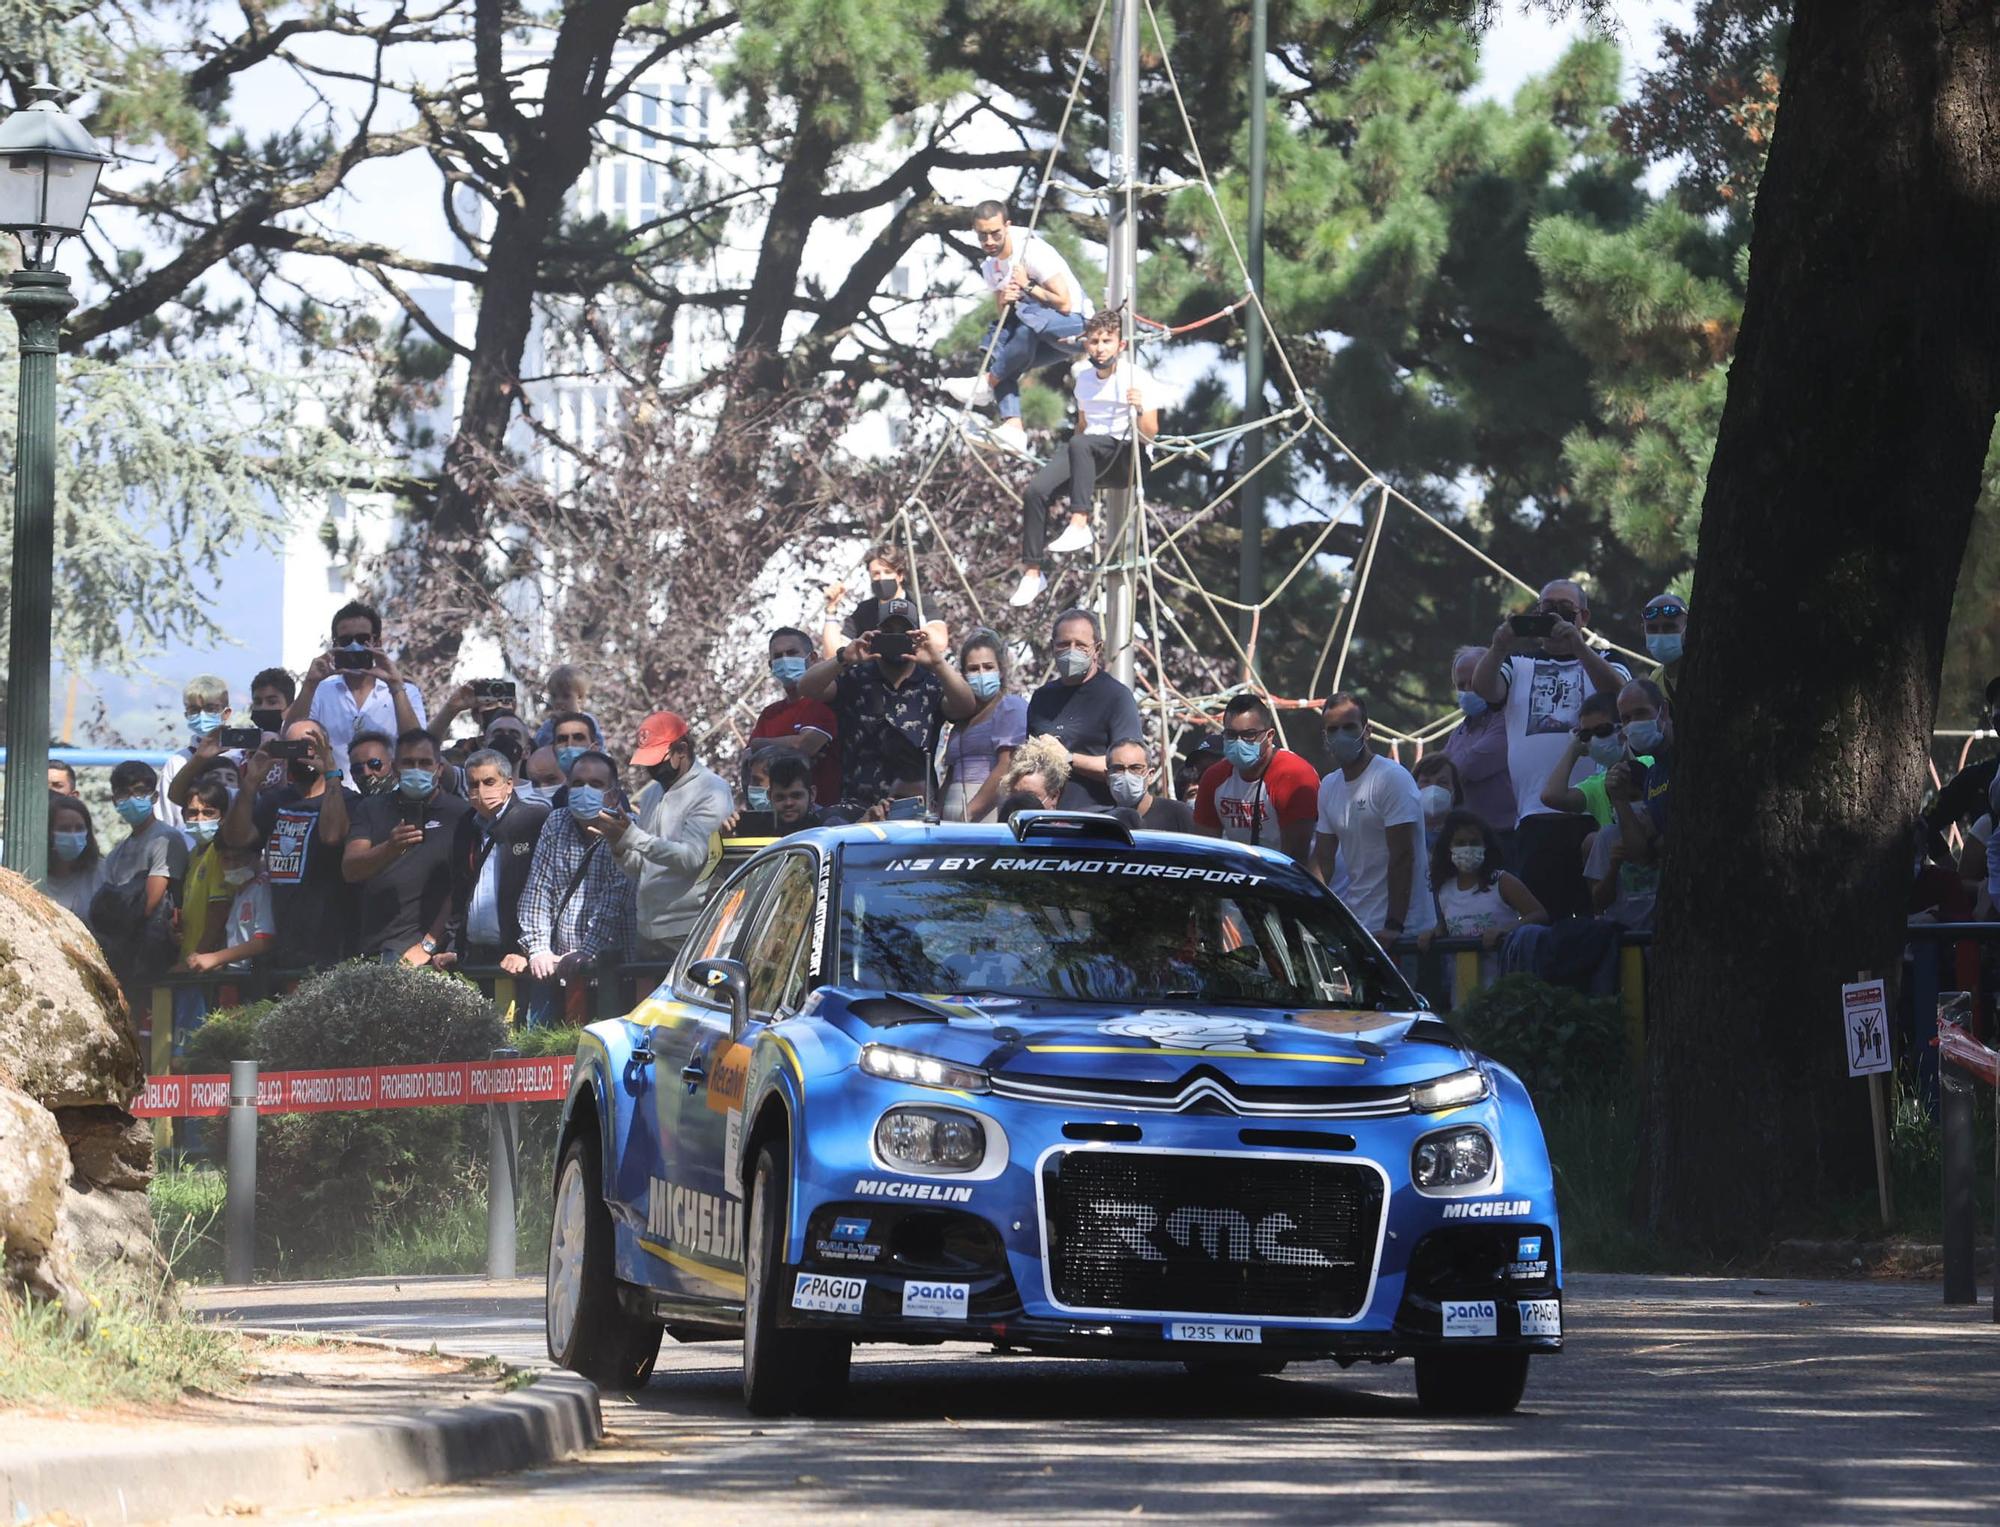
left=1104, top=0, right=1141, bottom=687
left=1238, top=0, right=1267, bottom=656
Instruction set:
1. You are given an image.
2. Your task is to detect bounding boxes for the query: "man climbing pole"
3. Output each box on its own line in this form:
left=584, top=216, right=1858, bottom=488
left=945, top=200, right=1091, bottom=459
left=1010, top=309, right=1160, bottom=608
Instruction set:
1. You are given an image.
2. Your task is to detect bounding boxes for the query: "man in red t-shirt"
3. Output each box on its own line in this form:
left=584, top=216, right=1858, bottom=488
left=750, top=626, right=840, bottom=806
left=1193, top=694, right=1319, bottom=865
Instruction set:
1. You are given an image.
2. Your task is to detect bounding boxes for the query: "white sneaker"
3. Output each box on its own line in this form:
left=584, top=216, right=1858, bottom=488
left=1047, top=518, right=1095, bottom=554
left=985, top=418, right=1034, bottom=459
left=944, top=374, right=994, bottom=407
left=1009, top=568, right=1048, bottom=607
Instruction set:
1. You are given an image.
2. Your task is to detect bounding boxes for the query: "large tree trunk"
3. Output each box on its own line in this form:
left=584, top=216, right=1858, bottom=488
left=1647, top=0, right=2000, bottom=1248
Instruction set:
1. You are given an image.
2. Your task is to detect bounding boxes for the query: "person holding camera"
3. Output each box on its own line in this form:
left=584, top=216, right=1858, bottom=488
left=289, top=601, right=428, bottom=772
left=1466, top=578, right=1631, bottom=920
left=219, top=719, right=356, bottom=969
left=800, top=597, right=978, bottom=817
left=1583, top=679, right=1673, bottom=930
left=341, top=727, right=468, bottom=963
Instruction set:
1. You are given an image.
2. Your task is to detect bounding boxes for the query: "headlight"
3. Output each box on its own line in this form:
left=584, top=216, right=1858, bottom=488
left=858, top=1043, right=989, bottom=1093
left=1412, top=1126, right=1496, bottom=1191
left=1410, top=1067, right=1490, bottom=1112
left=874, top=1106, right=987, bottom=1172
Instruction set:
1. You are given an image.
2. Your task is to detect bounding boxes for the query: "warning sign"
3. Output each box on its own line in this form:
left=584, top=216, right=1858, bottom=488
left=1840, top=978, right=1891, bottom=1078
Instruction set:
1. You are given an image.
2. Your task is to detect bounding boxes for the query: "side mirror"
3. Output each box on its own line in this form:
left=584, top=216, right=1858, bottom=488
left=689, top=957, right=752, bottom=1035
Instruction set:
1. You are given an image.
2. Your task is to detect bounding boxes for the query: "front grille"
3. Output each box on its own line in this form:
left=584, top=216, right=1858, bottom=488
left=993, top=1064, right=1412, bottom=1118
left=1044, top=1150, right=1383, bottom=1319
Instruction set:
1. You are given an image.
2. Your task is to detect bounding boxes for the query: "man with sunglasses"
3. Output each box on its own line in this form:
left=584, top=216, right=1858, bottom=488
left=1643, top=592, right=1689, bottom=704
left=1192, top=695, right=1318, bottom=862
left=1309, top=692, right=1435, bottom=947
left=1468, top=578, right=1630, bottom=921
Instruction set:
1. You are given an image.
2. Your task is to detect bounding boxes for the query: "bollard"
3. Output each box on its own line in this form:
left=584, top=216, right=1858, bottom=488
left=1942, top=1062, right=1976, bottom=1304
left=225, top=1059, right=258, bottom=1286
left=487, top=1047, right=520, bottom=1280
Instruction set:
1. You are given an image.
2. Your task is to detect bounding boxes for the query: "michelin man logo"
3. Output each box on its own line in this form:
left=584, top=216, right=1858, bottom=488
left=1099, top=1011, right=1268, bottom=1051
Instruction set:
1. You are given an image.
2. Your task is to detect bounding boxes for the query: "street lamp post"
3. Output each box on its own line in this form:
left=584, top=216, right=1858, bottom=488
left=0, top=85, right=108, bottom=885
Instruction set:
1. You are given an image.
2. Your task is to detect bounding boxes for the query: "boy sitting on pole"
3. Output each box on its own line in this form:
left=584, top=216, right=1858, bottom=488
left=1010, top=309, right=1161, bottom=608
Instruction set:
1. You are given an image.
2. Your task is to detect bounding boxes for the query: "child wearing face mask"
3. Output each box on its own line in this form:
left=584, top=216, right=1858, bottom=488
left=1538, top=690, right=1647, bottom=828
left=939, top=630, right=1028, bottom=821
left=177, top=778, right=237, bottom=980
left=1419, top=810, right=1548, bottom=989
left=156, top=673, right=232, bottom=830
left=184, top=838, right=275, bottom=976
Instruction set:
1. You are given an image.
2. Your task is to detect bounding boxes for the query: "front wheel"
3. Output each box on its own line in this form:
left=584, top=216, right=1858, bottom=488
left=1413, top=1349, right=1530, bottom=1415
left=742, top=1140, right=851, bottom=1416
left=546, top=1134, right=663, bottom=1391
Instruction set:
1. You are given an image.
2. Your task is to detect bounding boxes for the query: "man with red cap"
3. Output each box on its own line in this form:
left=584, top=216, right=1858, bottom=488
left=603, top=710, right=735, bottom=961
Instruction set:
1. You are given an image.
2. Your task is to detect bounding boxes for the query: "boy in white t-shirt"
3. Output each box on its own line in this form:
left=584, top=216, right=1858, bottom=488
left=945, top=201, right=1090, bottom=458
left=1010, top=311, right=1160, bottom=608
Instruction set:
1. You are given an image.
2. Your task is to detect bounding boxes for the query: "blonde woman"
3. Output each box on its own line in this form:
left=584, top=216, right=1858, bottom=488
left=996, top=734, right=1072, bottom=818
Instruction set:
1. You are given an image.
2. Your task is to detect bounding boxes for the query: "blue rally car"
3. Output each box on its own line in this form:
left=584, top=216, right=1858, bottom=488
left=545, top=812, right=1561, bottom=1416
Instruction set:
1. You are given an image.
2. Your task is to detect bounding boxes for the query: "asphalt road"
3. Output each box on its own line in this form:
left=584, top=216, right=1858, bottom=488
left=192, top=1273, right=2000, bottom=1523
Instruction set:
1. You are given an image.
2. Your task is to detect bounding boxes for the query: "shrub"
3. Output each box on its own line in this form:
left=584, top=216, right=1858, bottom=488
left=1451, top=973, right=1627, bottom=1104
left=249, top=961, right=507, bottom=1264
left=177, top=1001, right=270, bottom=1073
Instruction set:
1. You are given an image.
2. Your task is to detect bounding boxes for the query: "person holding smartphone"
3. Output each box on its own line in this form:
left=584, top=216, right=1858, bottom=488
left=288, top=601, right=428, bottom=772
left=800, top=597, right=978, bottom=819
left=341, top=727, right=469, bottom=964
left=1466, top=578, right=1631, bottom=918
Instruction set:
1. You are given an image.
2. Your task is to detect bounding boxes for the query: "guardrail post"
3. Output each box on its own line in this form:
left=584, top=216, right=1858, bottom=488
left=1619, top=943, right=1646, bottom=1082
left=487, top=1046, right=519, bottom=1280
left=225, top=1059, right=258, bottom=1286
left=1942, top=1059, right=1976, bottom=1304
left=149, top=986, right=174, bottom=1153
left=1910, top=939, right=1943, bottom=1114
left=1452, top=949, right=1480, bottom=1007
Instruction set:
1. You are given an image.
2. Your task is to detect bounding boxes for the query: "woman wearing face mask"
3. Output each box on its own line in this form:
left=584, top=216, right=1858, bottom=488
left=1412, top=755, right=1464, bottom=842
left=939, top=630, right=1028, bottom=821
left=45, top=791, right=104, bottom=922
left=1417, top=810, right=1547, bottom=989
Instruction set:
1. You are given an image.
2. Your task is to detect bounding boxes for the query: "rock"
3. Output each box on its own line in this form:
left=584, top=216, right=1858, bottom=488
left=58, top=1104, right=155, bottom=1193
left=0, top=868, right=138, bottom=1110
left=0, top=1080, right=86, bottom=1320
left=57, top=1172, right=170, bottom=1307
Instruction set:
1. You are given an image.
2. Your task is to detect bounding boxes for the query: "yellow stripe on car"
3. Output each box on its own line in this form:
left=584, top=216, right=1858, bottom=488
left=637, top=1236, right=748, bottom=1296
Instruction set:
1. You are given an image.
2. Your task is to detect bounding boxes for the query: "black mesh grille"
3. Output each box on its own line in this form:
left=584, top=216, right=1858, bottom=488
left=1045, top=1151, right=1383, bottom=1319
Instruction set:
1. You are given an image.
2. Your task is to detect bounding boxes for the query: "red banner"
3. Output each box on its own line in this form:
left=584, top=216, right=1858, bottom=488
left=1939, top=1017, right=2000, bottom=1088
left=133, top=1056, right=576, bottom=1118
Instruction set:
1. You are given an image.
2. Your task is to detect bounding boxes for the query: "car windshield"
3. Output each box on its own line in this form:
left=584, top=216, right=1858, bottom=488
left=833, top=844, right=1411, bottom=1010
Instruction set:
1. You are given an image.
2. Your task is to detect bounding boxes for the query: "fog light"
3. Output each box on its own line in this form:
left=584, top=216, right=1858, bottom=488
left=1413, top=1126, right=1495, bottom=1191
left=875, top=1106, right=987, bottom=1173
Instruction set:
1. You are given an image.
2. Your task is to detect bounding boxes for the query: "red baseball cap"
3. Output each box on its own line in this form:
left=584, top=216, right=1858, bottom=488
left=631, top=711, right=689, bottom=768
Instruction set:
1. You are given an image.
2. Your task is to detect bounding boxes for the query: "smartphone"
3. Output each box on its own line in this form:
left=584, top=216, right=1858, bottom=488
left=1625, top=759, right=1651, bottom=794
left=217, top=727, right=263, bottom=750
left=398, top=802, right=428, bottom=841
left=268, top=738, right=312, bottom=761
left=1509, top=613, right=1558, bottom=638
left=874, top=631, right=915, bottom=661
left=249, top=707, right=285, bottom=734
left=887, top=795, right=925, bottom=821
left=333, top=648, right=374, bottom=672
left=471, top=678, right=516, bottom=701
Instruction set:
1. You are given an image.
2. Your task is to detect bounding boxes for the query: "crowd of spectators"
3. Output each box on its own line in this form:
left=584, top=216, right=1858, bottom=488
left=52, top=570, right=1692, bottom=1037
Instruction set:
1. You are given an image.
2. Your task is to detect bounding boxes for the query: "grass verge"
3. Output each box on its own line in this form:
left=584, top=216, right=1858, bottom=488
left=0, top=1282, right=243, bottom=1410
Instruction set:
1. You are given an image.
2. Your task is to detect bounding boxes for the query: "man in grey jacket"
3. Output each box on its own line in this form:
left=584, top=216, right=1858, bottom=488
left=603, top=711, right=735, bottom=961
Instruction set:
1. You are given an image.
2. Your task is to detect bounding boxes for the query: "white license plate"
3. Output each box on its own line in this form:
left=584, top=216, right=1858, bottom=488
left=1166, top=1322, right=1261, bottom=1344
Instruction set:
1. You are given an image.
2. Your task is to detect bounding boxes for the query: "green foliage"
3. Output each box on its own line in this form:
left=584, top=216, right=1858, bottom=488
left=1451, top=973, right=1626, bottom=1104
left=150, top=1160, right=227, bottom=1283
left=254, top=961, right=506, bottom=1070
left=176, top=1000, right=270, bottom=1073
left=0, top=1275, right=241, bottom=1408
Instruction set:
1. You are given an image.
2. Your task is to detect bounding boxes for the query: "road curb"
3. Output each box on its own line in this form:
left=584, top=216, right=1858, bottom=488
left=0, top=1372, right=602, bottom=1524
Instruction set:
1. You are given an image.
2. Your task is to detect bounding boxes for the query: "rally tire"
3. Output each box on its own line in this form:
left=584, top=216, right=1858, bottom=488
left=1413, top=1349, right=1530, bottom=1415
left=743, top=1140, right=852, bottom=1416
left=546, top=1134, right=663, bottom=1392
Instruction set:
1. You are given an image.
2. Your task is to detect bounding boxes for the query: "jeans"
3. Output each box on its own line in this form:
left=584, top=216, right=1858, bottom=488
left=981, top=301, right=1084, bottom=419
left=1022, top=433, right=1134, bottom=561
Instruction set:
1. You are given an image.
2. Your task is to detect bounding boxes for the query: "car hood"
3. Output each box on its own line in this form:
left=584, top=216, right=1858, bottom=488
left=813, top=988, right=1472, bottom=1093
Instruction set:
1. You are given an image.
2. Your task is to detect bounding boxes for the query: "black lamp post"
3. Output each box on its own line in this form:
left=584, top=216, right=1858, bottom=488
left=0, top=85, right=108, bottom=883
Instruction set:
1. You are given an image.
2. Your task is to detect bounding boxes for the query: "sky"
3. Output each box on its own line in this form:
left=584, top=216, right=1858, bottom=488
left=54, top=0, right=1696, bottom=758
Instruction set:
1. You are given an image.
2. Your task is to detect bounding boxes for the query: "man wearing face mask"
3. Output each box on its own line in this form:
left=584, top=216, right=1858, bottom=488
left=290, top=601, right=428, bottom=772
left=1584, top=680, right=1673, bottom=930
left=606, top=712, right=735, bottom=961
left=157, top=673, right=233, bottom=829
left=439, top=749, right=549, bottom=980
left=750, top=627, right=840, bottom=806
left=1025, top=608, right=1142, bottom=809
left=1538, top=690, right=1643, bottom=830
left=1104, top=737, right=1196, bottom=833
left=1440, top=645, right=1515, bottom=846
left=1642, top=592, right=1688, bottom=705
left=222, top=719, right=357, bottom=970
left=1468, top=578, right=1631, bottom=920
left=820, top=545, right=911, bottom=661
left=1309, top=692, right=1436, bottom=948
left=519, top=751, right=638, bottom=1022
left=802, top=599, right=978, bottom=816
left=342, top=727, right=470, bottom=963
left=1192, top=695, right=1317, bottom=861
